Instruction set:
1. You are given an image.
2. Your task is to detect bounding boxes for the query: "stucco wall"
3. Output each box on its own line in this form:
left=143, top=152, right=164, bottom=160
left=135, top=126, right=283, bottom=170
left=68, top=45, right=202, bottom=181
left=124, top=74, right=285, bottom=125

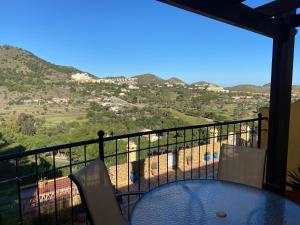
left=259, top=100, right=300, bottom=174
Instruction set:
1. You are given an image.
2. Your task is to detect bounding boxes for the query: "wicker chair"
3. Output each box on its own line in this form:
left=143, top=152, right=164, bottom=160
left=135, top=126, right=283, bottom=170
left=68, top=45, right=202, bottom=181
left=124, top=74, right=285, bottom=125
left=69, top=158, right=143, bottom=225
left=218, top=144, right=266, bottom=188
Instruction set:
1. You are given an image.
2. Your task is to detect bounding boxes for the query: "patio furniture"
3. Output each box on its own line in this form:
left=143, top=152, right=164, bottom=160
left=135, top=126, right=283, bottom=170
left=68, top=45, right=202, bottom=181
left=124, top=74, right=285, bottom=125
left=130, top=180, right=300, bottom=225
left=218, top=144, right=266, bottom=188
left=69, top=158, right=143, bottom=225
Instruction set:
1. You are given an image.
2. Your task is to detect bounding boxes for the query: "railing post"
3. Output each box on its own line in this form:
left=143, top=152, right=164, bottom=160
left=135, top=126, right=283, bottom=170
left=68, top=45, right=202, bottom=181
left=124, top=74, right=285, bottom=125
left=98, top=130, right=105, bottom=160
left=15, top=158, right=23, bottom=225
left=257, top=113, right=262, bottom=148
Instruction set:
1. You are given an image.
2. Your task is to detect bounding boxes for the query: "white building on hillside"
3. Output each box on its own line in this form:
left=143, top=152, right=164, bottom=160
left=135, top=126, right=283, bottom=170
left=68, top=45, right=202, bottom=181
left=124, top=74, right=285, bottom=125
left=141, top=129, right=159, bottom=142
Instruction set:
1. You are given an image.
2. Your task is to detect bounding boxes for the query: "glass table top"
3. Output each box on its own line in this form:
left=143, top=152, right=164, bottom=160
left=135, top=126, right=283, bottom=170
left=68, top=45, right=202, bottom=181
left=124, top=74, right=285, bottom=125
left=130, top=180, right=300, bottom=225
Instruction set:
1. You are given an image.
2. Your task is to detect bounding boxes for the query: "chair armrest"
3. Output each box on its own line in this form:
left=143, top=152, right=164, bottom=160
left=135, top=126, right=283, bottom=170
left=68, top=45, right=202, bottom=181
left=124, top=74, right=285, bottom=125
left=116, top=191, right=145, bottom=203
left=116, top=191, right=145, bottom=198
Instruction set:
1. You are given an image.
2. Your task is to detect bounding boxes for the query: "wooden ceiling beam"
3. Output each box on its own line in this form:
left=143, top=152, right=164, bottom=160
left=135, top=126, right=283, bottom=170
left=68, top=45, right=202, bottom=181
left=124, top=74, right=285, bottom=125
left=255, top=0, right=300, bottom=17
left=158, top=0, right=281, bottom=38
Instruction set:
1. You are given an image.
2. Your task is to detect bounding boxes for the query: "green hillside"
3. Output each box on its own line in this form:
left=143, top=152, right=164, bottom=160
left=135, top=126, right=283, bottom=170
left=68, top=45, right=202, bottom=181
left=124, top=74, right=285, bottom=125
left=133, top=73, right=165, bottom=85
left=0, top=45, right=83, bottom=91
left=167, top=77, right=186, bottom=85
left=226, top=84, right=269, bottom=93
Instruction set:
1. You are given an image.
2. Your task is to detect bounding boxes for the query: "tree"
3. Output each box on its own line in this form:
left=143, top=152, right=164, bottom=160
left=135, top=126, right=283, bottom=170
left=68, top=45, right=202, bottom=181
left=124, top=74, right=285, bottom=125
left=17, top=113, right=37, bottom=135
left=0, top=132, right=8, bottom=147
left=56, top=121, right=69, bottom=133
left=5, top=115, right=19, bottom=133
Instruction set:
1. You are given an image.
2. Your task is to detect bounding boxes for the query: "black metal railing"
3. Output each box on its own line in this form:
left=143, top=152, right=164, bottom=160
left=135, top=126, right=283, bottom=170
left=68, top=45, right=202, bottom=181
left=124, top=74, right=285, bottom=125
left=0, top=115, right=265, bottom=225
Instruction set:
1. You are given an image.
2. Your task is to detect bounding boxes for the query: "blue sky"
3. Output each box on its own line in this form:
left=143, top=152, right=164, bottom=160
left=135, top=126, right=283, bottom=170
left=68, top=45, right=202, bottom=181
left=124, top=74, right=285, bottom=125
left=0, top=0, right=299, bottom=86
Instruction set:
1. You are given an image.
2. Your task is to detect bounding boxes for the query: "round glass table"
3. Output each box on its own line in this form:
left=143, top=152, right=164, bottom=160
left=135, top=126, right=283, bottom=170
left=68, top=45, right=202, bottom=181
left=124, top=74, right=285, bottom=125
left=130, top=180, right=300, bottom=225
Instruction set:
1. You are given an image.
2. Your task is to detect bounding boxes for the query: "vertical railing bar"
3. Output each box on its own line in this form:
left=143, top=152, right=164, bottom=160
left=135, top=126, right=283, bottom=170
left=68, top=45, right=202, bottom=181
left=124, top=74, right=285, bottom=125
left=183, top=129, right=186, bottom=180
left=251, top=122, right=255, bottom=147
left=191, top=129, right=193, bottom=179
left=239, top=123, right=242, bottom=147
left=127, top=137, right=130, bottom=219
left=148, top=134, right=151, bottom=191
left=212, top=125, right=215, bottom=179
left=233, top=124, right=236, bottom=146
left=218, top=125, right=222, bottom=178
left=257, top=113, right=262, bottom=148
left=205, top=127, right=208, bottom=179
left=245, top=122, right=248, bottom=147
left=115, top=139, right=118, bottom=191
left=138, top=135, right=141, bottom=195
left=83, top=145, right=88, bottom=225
left=84, top=145, right=87, bottom=166
left=157, top=133, right=160, bottom=186
left=198, top=128, right=201, bottom=179
left=166, top=131, right=169, bottom=183
left=98, top=131, right=105, bottom=161
left=226, top=124, right=229, bottom=145
left=175, top=130, right=178, bottom=181
left=69, top=147, right=74, bottom=225
left=52, top=151, right=58, bottom=225
left=34, top=154, right=41, bottom=225
left=15, top=158, right=23, bottom=225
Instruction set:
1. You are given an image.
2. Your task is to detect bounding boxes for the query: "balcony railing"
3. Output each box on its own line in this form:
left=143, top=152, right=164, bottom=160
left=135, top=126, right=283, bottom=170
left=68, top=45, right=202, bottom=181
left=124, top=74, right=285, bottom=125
left=0, top=115, right=265, bottom=225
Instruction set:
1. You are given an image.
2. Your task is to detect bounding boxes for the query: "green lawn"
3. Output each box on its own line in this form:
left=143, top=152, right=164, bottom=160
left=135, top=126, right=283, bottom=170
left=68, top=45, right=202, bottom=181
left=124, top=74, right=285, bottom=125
left=0, top=104, right=88, bottom=127
left=169, top=109, right=211, bottom=125
left=40, top=111, right=87, bottom=127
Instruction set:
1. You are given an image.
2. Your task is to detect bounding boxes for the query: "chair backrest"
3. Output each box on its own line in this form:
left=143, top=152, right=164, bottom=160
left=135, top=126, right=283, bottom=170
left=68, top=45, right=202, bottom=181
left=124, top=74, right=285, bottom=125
left=218, top=144, right=266, bottom=188
left=69, top=159, right=128, bottom=225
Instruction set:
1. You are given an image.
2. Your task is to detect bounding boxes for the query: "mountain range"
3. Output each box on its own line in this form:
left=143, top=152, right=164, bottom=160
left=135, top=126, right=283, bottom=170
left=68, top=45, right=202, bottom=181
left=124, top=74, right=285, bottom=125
left=0, top=45, right=299, bottom=94
left=227, top=83, right=300, bottom=94
left=133, top=73, right=186, bottom=85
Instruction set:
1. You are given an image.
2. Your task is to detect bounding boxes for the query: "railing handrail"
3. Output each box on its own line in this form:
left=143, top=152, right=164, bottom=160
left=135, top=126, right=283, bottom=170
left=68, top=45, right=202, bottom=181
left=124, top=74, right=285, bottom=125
left=103, top=117, right=267, bottom=141
left=0, top=138, right=99, bottom=161
left=0, top=116, right=267, bottom=162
